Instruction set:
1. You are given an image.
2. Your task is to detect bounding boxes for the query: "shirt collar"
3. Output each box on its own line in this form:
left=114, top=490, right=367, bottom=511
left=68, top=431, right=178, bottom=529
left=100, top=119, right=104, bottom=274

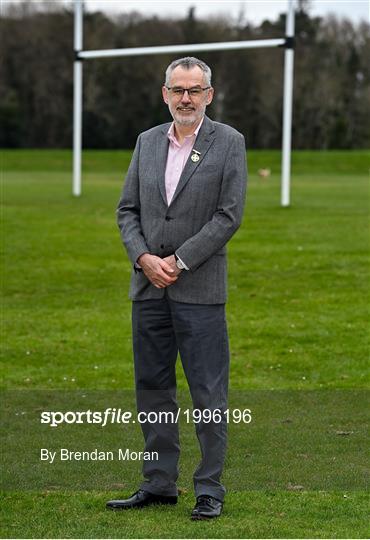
left=167, top=117, right=204, bottom=146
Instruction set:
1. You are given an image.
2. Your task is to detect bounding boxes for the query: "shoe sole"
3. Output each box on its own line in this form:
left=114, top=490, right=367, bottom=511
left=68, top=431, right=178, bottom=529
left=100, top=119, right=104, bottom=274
left=107, top=501, right=177, bottom=511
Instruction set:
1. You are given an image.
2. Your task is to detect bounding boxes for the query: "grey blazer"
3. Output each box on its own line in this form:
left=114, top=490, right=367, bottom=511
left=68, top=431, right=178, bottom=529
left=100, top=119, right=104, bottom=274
left=117, top=115, right=247, bottom=304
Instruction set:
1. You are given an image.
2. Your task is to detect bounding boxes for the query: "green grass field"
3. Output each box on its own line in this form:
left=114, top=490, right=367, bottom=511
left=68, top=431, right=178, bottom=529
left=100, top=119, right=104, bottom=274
left=1, top=149, right=369, bottom=538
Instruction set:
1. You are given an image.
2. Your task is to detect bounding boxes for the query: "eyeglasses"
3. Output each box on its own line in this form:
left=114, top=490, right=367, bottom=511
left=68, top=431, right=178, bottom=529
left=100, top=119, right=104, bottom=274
left=166, top=86, right=211, bottom=97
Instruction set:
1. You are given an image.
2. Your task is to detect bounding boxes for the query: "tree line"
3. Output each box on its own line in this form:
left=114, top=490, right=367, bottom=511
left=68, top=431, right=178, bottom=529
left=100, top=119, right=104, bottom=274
left=1, top=1, right=369, bottom=149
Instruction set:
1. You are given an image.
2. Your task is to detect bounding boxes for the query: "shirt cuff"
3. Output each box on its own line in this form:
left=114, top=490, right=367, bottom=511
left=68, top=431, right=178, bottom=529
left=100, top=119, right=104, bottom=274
left=175, top=253, right=189, bottom=271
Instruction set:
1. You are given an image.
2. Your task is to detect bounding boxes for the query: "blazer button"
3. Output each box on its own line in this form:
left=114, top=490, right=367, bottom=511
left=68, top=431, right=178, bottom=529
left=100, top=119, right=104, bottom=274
left=160, top=244, right=164, bottom=249
left=165, top=216, right=171, bottom=221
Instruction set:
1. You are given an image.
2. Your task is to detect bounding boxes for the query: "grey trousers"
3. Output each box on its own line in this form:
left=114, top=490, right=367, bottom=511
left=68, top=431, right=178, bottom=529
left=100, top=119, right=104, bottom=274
left=132, top=294, right=230, bottom=502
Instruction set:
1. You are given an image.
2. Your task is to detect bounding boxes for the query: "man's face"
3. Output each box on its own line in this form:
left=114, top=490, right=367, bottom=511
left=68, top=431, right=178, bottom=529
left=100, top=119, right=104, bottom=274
left=162, top=65, right=214, bottom=127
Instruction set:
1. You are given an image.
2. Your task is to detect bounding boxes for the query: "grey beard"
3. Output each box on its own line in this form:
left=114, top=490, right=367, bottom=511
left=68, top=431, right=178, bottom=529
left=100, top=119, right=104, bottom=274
left=175, top=117, right=198, bottom=126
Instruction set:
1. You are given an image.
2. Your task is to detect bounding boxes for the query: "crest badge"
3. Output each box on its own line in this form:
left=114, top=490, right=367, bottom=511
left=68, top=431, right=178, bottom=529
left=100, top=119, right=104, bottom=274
left=191, top=149, right=201, bottom=163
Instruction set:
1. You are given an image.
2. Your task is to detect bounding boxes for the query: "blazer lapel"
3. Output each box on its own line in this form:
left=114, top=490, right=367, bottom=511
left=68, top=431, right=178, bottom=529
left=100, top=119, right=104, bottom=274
left=156, top=124, right=171, bottom=206
left=169, top=116, right=216, bottom=207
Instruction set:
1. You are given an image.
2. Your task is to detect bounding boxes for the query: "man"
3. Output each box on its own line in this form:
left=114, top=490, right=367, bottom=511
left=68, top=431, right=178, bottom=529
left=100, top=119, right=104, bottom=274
left=107, top=57, right=247, bottom=519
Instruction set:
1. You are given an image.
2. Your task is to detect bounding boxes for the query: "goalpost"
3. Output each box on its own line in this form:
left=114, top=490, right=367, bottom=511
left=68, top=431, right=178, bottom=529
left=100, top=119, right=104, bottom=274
left=73, top=0, right=295, bottom=206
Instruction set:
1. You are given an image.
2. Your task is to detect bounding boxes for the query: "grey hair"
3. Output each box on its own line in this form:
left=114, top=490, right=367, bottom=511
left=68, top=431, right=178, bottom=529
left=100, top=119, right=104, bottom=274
left=165, top=57, right=212, bottom=87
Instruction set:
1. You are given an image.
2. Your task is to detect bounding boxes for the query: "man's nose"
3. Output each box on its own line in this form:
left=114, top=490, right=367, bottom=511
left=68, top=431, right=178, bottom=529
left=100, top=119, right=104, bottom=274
left=181, top=90, right=191, bottom=103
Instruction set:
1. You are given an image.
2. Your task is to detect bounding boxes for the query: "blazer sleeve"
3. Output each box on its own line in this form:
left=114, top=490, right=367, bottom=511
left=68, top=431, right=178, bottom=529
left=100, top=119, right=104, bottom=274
left=116, top=135, right=149, bottom=265
left=176, top=132, right=247, bottom=271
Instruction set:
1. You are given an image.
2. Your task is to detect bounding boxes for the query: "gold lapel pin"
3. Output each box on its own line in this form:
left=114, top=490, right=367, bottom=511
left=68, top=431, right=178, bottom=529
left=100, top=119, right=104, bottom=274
left=191, top=149, right=201, bottom=162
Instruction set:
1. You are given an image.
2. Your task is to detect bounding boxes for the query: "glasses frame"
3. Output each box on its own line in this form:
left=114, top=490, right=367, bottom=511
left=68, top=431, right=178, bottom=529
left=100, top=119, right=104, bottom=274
left=165, top=86, right=211, bottom=97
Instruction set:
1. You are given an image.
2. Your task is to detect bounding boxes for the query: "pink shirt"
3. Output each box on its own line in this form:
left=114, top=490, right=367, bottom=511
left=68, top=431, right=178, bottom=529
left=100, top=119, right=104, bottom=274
left=165, top=118, right=204, bottom=205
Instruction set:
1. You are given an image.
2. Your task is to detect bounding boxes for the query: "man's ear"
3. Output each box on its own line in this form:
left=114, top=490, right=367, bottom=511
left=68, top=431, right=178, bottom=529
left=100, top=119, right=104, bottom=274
left=206, top=87, right=214, bottom=106
left=162, top=86, right=169, bottom=104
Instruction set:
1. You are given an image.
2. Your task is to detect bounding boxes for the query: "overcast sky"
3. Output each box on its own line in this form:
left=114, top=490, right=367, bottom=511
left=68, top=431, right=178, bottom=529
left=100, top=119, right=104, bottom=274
left=81, top=0, right=369, bottom=24
left=2, top=0, right=369, bottom=24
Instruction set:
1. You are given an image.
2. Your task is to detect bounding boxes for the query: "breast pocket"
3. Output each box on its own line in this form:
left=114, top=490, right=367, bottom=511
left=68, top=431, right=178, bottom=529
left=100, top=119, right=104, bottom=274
left=198, top=163, right=221, bottom=177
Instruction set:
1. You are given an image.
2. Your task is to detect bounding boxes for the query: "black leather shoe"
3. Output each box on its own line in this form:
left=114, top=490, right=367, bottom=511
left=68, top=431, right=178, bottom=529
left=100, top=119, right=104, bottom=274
left=191, top=495, right=223, bottom=520
left=106, top=489, right=178, bottom=510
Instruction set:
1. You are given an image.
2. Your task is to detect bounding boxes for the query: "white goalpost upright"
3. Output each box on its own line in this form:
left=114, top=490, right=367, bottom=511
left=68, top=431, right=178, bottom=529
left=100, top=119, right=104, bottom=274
left=73, top=0, right=83, bottom=197
left=73, top=0, right=295, bottom=205
left=281, top=0, right=295, bottom=207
